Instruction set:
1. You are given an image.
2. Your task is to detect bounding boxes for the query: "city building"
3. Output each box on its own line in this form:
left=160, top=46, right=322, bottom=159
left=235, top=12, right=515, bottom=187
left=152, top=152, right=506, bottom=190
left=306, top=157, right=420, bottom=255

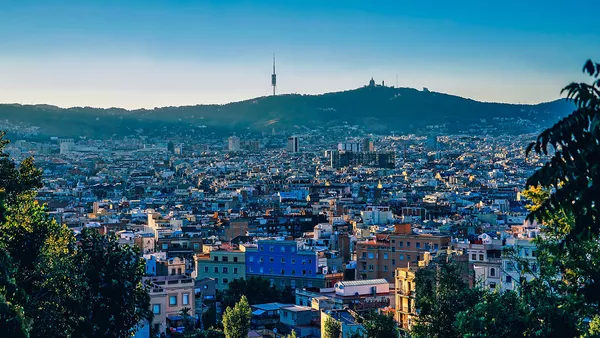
left=228, top=136, right=241, bottom=152
left=288, top=136, right=300, bottom=153
left=194, top=247, right=246, bottom=291
left=147, top=275, right=195, bottom=335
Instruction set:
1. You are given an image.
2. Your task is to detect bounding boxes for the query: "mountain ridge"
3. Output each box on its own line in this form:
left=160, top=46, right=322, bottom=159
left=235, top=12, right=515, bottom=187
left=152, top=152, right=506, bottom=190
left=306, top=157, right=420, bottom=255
left=0, top=86, right=573, bottom=139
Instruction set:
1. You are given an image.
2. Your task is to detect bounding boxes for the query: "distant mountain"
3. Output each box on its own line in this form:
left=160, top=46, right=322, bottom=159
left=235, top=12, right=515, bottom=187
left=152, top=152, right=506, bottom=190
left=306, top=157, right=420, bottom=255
left=0, top=86, right=573, bottom=139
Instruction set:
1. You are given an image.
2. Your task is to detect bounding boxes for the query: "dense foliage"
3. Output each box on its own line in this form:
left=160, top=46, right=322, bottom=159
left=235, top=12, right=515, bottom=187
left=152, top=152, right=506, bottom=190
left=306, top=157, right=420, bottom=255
left=361, top=311, right=398, bottom=338
left=323, top=316, right=341, bottom=338
left=0, top=131, right=151, bottom=337
left=222, top=295, right=251, bottom=338
left=221, top=276, right=294, bottom=309
left=412, top=60, right=600, bottom=338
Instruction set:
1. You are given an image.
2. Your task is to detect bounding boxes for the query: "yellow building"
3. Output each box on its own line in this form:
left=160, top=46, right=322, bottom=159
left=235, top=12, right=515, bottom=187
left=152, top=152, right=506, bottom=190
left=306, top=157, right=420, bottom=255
left=394, top=268, right=417, bottom=330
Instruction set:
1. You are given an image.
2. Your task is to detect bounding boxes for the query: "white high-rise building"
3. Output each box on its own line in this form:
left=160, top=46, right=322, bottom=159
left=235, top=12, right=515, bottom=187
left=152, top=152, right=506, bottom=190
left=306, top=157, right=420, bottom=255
left=287, top=136, right=299, bottom=153
left=228, top=136, right=240, bottom=152
left=58, top=138, right=74, bottom=154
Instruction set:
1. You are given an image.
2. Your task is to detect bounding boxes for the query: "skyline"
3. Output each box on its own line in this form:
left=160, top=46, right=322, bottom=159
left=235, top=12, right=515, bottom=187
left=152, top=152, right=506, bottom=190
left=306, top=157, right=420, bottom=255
left=1, top=0, right=599, bottom=109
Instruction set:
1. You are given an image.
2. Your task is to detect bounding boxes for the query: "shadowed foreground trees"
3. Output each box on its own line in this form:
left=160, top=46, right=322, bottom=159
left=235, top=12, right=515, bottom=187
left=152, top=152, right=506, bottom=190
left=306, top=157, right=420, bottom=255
left=412, top=60, right=600, bottom=337
left=0, top=131, right=151, bottom=337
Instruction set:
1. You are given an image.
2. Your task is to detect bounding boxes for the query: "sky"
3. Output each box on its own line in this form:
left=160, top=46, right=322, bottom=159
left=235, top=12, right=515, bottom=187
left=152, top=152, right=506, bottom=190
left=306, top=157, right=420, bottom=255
left=0, top=0, right=598, bottom=109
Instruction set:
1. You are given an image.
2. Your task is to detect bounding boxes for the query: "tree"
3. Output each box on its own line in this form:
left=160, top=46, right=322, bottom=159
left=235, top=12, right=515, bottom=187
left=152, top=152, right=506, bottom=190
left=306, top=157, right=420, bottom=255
left=454, top=290, right=530, bottom=338
left=0, top=132, right=152, bottom=337
left=411, top=256, right=481, bottom=338
left=525, top=59, right=600, bottom=307
left=323, top=316, right=341, bottom=338
left=69, top=227, right=152, bottom=338
left=222, top=295, right=251, bottom=338
left=285, top=330, right=298, bottom=338
left=221, top=276, right=287, bottom=309
left=362, top=312, right=397, bottom=338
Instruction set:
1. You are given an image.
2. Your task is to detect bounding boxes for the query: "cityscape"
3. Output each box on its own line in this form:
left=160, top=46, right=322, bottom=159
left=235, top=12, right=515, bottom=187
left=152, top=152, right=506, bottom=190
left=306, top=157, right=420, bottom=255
left=0, top=1, right=599, bottom=338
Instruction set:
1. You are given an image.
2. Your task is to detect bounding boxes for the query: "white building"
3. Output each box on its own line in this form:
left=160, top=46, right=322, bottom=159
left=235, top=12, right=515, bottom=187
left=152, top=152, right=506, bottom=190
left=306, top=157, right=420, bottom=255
left=228, top=136, right=240, bottom=152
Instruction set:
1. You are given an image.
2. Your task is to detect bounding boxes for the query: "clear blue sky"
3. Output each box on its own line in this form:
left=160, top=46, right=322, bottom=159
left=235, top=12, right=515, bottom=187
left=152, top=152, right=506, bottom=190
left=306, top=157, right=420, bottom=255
left=0, top=0, right=598, bottom=108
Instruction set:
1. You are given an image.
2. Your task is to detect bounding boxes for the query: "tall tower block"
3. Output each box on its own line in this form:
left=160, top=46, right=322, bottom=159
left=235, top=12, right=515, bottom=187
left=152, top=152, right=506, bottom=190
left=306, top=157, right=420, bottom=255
left=271, top=54, right=277, bottom=96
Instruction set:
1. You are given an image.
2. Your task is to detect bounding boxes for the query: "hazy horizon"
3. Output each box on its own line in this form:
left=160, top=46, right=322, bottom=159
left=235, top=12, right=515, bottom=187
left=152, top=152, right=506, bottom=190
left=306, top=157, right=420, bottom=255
left=1, top=0, right=598, bottom=109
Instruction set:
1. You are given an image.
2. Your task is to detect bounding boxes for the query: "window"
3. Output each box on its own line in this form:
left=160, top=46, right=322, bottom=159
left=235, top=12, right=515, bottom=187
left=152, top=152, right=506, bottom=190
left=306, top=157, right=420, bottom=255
left=490, top=268, right=496, bottom=277
left=399, top=241, right=404, bottom=247
left=194, top=243, right=200, bottom=249
left=162, top=243, right=168, bottom=250
left=269, top=257, right=274, bottom=263
left=222, top=267, right=228, bottom=273
left=407, top=255, right=411, bottom=261
left=249, top=267, right=254, bottom=273
left=171, top=268, right=176, bottom=275
left=281, top=269, right=285, bottom=274
left=302, top=270, right=306, bottom=275
left=479, top=254, right=484, bottom=261
left=399, top=255, right=404, bottom=261
left=434, top=244, right=439, bottom=250
left=233, top=257, right=238, bottom=262
left=213, top=256, right=218, bottom=262
left=532, top=264, right=538, bottom=273
left=214, top=267, right=218, bottom=273
left=291, top=259, right=296, bottom=264
left=416, top=242, right=421, bottom=249
left=281, top=246, right=286, bottom=252
left=269, top=268, right=274, bottom=274
left=169, top=296, right=177, bottom=306
left=223, top=278, right=228, bottom=284
left=471, top=254, right=476, bottom=261
left=308, top=259, right=312, bottom=264
left=489, top=282, right=496, bottom=289
left=391, top=247, right=396, bottom=252
left=391, top=240, right=396, bottom=244
left=259, top=257, right=264, bottom=263
left=291, top=269, right=296, bottom=275
left=259, top=267, right=264, bottom=273
left=362, top=252, right=367, bottom=259
left=249, top=256, right=254, bottom=262
left=269, top=246, right=274, bottom=252
left=368, top=253, right=374, bottom=259
left=260, top=246, right=264, bottom=251
left=308, top=270, right=312, bottom=275
left=384, top=265, right=388, bottom=272
left=215, top=278, right=219, bottom=284
left=234, top=268, right=238, bottom=274
left=177, top=268, right=182, bottom=275
left=383, top=253, right=388, bottom=259
left=368, top=265, right=374, bottom=271
left=406, top=242, right=411, bottom=247
left=506, top=275, right=512, bottom=283
left=153, top=304, right=161, bottom=314
left=222, top=256, right=228, bottom=262
left=392, top=259, right=396, bottom=265
left=183, top=293, right=190, bottom=305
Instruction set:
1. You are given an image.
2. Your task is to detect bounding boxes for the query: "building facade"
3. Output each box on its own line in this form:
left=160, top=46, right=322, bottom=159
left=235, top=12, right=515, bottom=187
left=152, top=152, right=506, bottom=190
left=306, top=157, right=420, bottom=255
left=194, top=249, right=246, bottom=291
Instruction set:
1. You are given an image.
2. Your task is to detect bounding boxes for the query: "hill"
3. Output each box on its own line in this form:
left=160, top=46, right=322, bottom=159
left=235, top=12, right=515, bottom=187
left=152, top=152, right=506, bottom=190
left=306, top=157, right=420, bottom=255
left=0, top=86, right=573, bottom=139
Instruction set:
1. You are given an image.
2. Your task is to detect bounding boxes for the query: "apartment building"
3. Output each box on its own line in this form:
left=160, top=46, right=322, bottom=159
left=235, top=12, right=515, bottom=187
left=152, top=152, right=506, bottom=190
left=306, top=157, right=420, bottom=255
left=356, top=224, right=450, bottom=282
left=147, top=275, right=195, bottom=335
left=395, top=268, right=417, bottom=330
left=194, top=248, right=246, bottom=291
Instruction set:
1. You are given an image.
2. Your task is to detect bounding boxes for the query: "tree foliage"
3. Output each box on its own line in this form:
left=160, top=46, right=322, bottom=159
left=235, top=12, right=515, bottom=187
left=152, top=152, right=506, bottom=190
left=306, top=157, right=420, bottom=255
left=362, top=311, right=397, bottom=338
left=222, top=295, right=251, bottom=338
left=0, top=132, right=151, bottom=337
left=221, top=276, right=291, bottom=309
left=412, top=257, right=481, bottom=338
left=323, top=316, right=341, bottom=338
left=525, top=59, right=600, bottom=304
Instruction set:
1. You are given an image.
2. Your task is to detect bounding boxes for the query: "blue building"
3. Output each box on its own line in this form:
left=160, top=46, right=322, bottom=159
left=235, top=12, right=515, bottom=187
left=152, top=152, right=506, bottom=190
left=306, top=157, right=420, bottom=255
left=245, top=240, right=342, bottom=289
